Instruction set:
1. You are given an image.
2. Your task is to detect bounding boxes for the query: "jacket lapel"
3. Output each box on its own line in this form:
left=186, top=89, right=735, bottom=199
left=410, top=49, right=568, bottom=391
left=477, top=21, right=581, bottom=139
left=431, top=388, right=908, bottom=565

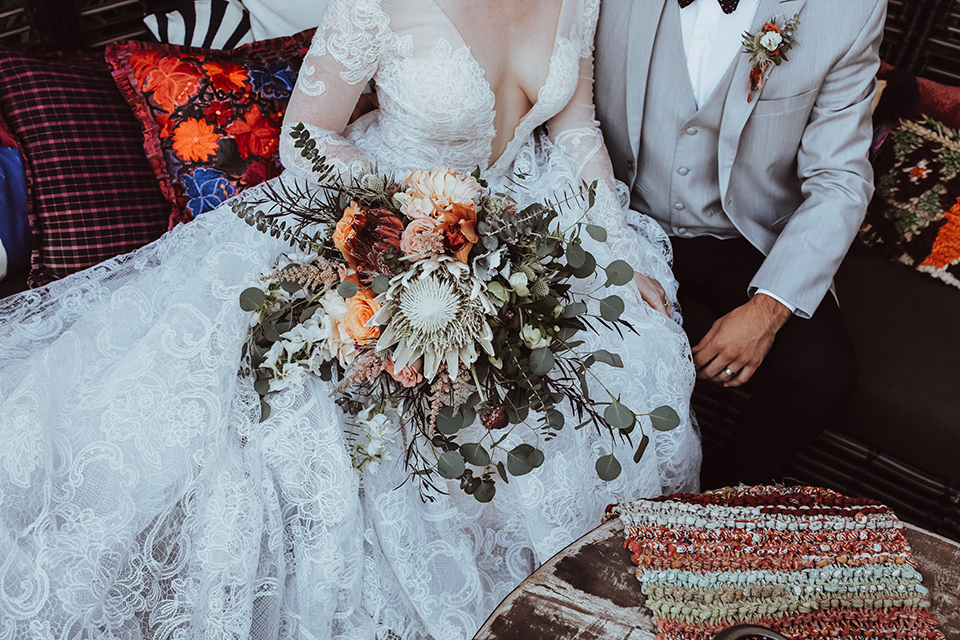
left=717, top=0, right=806, bottom=198
left=626, top=0, right=668, bottom=166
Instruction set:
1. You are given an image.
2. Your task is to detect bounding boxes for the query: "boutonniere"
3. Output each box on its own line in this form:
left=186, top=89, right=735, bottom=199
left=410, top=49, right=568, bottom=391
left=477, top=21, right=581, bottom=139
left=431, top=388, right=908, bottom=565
left=742, top=13, right=801, bottom=102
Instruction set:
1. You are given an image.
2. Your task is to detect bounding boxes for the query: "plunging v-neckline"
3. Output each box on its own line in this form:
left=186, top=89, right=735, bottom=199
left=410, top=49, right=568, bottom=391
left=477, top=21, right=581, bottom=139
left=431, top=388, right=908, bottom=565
left=424, top=0, right=568, bottom=170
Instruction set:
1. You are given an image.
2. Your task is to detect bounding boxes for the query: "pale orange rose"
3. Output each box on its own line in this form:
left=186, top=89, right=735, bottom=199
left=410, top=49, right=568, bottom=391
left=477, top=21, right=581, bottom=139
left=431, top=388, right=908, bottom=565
left=385, top=359, right=423, bottom=388
left=343, top=288, right=381, bottom=344
left=333, top=202, right=361, bottom=269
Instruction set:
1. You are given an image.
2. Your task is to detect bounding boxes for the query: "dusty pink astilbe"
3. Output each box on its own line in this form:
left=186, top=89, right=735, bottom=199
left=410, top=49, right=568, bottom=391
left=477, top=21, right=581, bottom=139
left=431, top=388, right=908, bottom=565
left=427, top=362, right=473, bottom=432
left=263, top=257, right=339, bottom=291
left=333, top=349, right=390, bottom=395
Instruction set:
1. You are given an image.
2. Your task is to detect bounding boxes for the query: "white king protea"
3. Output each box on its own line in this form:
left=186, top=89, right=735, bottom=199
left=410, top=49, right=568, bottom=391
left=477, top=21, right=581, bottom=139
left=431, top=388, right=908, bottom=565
left=372, top=259, right=495, bottom=380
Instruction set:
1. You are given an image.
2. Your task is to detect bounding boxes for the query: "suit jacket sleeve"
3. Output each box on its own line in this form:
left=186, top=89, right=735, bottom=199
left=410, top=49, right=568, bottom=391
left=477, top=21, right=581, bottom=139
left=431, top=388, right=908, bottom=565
left=748, top=0, right=886, bottom=318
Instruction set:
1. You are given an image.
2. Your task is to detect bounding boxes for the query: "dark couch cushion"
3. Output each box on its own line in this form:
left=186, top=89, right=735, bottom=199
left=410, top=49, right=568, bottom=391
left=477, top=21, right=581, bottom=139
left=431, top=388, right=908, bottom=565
left=0, top=47, right=172, bottom=287
left=835, top=245, right=960, bottom=484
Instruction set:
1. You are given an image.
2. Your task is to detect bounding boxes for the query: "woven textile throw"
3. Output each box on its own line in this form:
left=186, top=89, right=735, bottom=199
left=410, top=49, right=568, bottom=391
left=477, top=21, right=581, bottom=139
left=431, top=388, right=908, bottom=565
left=614, top=486, right=945, bottom=640
left=861, top=117, right=960, bottom=290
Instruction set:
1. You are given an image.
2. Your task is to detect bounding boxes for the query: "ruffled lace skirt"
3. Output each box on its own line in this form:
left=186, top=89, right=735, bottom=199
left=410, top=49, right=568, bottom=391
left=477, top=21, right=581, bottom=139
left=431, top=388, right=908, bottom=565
left=0, top=135, right=700, bottom=639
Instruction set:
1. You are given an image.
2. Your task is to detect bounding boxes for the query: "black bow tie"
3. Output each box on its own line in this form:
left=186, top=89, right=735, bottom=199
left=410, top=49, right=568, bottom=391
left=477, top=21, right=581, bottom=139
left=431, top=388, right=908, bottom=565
left=678, top=0, right=741, bottom=14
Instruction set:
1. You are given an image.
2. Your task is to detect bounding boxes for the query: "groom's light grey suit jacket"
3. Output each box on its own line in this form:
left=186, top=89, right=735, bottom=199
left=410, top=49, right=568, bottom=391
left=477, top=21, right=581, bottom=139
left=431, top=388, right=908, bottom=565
left=595, top=0, right=886, bottom=318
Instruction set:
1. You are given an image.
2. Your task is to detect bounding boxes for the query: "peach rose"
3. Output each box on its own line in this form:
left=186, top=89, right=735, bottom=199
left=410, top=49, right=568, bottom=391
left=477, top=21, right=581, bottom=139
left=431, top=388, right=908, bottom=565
left=343, top=288, right=381, bottom=344
left=385, top=358, right=424, bottom=388
left=439, top=203, right=479, bottom=263
left=400, top=217, right=440, bottom=259
left=333, top=202, right=361, bottom=269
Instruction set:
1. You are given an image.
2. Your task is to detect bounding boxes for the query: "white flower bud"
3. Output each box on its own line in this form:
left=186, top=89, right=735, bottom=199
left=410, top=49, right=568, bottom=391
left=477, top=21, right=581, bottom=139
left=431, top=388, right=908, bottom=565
left=760, top=32, right=783, bottom=51
left=509, top=272, right=530, bottom=296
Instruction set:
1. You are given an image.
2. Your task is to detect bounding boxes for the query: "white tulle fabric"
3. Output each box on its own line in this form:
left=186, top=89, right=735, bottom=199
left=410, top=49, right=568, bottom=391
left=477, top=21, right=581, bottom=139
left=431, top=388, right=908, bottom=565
left=0, top=0, right=700, bottom=637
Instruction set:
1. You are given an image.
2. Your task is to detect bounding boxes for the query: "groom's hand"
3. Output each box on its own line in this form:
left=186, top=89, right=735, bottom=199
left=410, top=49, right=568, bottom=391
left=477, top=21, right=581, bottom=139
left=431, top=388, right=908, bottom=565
left=692, top=294, right=792, bottom=387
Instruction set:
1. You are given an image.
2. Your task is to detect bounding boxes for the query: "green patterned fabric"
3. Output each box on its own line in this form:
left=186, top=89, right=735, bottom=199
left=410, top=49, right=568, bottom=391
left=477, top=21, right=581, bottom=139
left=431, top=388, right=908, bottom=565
left=861, top=117, right=960, bottom=289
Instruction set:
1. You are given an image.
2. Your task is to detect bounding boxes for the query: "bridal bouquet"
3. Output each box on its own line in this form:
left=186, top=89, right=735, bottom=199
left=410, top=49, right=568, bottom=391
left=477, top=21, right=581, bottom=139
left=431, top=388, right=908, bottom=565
left=232, top=124, right=679, bottom=502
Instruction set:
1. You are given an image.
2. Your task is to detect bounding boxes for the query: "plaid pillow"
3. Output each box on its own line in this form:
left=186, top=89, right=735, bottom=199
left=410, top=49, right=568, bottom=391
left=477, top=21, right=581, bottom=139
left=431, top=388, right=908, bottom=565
left=861, top=117, right=960, bottom=290
left=106, top=30, right=314, bottom=228
left=0, top=48, right=172, bottom=287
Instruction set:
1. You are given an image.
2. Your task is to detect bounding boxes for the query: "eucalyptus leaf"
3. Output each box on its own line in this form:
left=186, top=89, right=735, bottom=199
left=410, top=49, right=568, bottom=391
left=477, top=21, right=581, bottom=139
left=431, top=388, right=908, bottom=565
left=254, top=378, right=271, bottom=396
left=437, top=451, right=466, bottom=479
left=593, top=349, right=624, bottom=368
left=497, top=461, right=509, bottom=483
left=280, top=280, right=301, bottom=294
left=262, top=321, right=280, bottom=343
left=460, top=443, right=491, bottom=467
left=562, top=302, right=588, bottom=318
left=633, top=434, right=650, bottom=464
left=572, top=251, right=597, bottom=279
left=436, top=406, right=462, bottom=435
left=371, top=275, right=390, bottom=294
left=529, top=347, right=555, bottom=375
left=604, top=401, right=635, bottom=430
left=567, top=243, right=586, bottom=269
left=536, top=239, right=559, bottom=258
left=649, top=405, right=681, bottom=432
left=595, top=454, right=622, bottom=481
left=546, top=409, right=565, bottom=430
left=586, top=224, right=608, bottom=243
left=474, top=479, right=496, bottom=503
left=599, top=295, right=625, bottom=322
left=604, top=260, right=634, bottom=287
left=460, top=406, right=478, bottom=429
left=506, top=445, right=534, bottom=477
left=527, top=448, right=545, bottom=469
left=239, top=287, right=266, bottom=312
left=337, top=280, right=359, bottom=299
left=259, top=400, right=271, bottom=424
left=301, top=305, right=321, bottom=321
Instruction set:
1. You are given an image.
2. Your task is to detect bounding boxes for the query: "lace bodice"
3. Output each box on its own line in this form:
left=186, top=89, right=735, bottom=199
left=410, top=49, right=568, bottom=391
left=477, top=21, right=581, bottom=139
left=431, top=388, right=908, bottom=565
left=279, top=0, right=678, bottom=297
left=281, top=0, right=598, bottom=180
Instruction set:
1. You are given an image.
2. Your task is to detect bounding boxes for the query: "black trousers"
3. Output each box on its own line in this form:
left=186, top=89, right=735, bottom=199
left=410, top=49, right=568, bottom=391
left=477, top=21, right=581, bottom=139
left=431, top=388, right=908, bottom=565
left=671, top=236, right=858, bottom=489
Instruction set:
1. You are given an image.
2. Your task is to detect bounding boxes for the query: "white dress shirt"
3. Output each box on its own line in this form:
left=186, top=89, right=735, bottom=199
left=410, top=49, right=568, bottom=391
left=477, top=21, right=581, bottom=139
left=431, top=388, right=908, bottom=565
left=680, top=0, right=797, bottom=314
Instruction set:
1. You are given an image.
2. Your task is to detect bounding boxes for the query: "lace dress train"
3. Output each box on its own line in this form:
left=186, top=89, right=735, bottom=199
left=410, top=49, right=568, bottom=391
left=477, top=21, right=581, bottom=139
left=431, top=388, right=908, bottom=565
left=0, top=0, right=700, bottom=637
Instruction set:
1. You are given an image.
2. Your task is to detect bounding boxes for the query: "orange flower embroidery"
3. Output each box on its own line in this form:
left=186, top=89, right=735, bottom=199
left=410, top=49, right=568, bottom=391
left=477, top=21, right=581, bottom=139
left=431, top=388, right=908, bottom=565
left=140, top=56, right=203, bottom=113
left=224, top=104, right=280, bottom=159
left=172, top=118, right=221, bottom=162
left=128, top=51, right=164, bottom=85
left=921, top=199, right=960, bottom=269
left=204, top=61, right=248, bottom=94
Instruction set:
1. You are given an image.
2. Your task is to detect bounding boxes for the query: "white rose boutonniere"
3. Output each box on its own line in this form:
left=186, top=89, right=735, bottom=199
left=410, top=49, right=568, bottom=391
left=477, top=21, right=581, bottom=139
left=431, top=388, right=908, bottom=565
left=742, top=13, right=801, bottom=102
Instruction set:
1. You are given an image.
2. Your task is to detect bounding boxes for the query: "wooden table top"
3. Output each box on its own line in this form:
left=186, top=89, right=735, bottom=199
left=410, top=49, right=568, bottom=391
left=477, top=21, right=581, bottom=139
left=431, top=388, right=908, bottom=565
left=474, top=519, right=960, bottom=640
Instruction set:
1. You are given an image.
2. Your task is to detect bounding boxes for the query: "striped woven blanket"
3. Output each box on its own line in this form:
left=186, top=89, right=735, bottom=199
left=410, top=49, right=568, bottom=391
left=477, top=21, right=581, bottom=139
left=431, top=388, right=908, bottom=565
left=614, top=486, right=944, bottom=640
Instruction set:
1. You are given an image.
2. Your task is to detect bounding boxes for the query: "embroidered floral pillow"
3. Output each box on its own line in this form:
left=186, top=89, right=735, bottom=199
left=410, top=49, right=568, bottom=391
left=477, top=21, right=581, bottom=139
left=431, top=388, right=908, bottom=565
left=861, top=117, right=960, bottom=290
left=107, top=31, right=314, bottom=228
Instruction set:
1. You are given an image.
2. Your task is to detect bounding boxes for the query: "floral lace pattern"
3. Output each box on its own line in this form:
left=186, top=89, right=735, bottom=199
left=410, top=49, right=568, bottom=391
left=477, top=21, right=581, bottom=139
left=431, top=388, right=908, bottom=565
left=0, top=0, right=700, bottom=637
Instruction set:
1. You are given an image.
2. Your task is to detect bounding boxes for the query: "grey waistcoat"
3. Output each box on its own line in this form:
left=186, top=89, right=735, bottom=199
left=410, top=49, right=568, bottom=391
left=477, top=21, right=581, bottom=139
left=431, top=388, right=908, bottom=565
left=630, top=1, right=739, bottom=239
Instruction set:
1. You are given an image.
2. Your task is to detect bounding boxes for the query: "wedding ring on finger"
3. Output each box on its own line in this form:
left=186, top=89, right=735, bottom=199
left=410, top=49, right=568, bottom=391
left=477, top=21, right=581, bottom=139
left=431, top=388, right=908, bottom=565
left=723, top=367, right=736, bottom=377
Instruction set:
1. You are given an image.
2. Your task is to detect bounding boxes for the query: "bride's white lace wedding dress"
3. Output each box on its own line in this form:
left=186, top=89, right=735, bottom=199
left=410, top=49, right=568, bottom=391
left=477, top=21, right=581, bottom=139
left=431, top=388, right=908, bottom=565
left=0, top=0, right=700, bottom=637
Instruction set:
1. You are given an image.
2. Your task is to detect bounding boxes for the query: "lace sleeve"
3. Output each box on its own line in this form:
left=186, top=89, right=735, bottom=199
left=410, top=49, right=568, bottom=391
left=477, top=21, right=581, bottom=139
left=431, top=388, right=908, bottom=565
left=546, top=51, right=679, bottom=304
left=279, top=0, right=392, bottom=182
